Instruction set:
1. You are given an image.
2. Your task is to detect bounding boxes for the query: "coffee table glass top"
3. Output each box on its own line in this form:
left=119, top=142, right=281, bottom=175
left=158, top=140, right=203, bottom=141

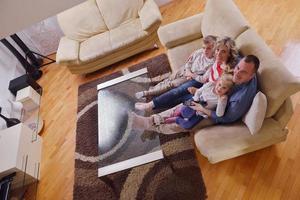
left=97, top=68, right=163, bottom=177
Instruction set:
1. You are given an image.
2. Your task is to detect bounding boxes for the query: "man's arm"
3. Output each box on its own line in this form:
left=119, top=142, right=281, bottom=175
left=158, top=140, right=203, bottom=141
left=211, top=99, right=251, bottom=124
left=215, top=95, right=228, bottom=117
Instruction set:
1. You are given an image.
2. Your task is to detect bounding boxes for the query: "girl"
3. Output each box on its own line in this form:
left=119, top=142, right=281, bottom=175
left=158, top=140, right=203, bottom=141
left=163, top=74, right=234, bottom=129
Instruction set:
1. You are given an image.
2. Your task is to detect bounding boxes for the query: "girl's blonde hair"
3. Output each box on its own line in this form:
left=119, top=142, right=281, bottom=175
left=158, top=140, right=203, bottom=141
left=215, top=36, right=238, bottom=69
left=222, top=64, right=234, bottom=75
left=219, top=73, right=234, bottom=89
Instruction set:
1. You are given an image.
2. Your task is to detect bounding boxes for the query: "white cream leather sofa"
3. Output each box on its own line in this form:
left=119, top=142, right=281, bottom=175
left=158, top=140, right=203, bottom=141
left=157, top=0, right=300, bottom=163
left=56, top=0, right=162, bottom=74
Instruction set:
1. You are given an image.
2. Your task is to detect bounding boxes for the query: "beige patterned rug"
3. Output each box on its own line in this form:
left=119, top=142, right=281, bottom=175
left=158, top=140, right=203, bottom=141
left=74, top=54, right=207, bottom=200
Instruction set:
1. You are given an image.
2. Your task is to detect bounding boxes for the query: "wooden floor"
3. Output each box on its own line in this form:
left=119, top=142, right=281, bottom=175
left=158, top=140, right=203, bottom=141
left=33, top=0, right=300, bottom=199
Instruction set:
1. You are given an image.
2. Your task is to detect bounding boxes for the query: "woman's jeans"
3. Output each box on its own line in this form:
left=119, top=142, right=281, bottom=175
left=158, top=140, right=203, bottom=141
left=153, top=79, right=203, bottom=109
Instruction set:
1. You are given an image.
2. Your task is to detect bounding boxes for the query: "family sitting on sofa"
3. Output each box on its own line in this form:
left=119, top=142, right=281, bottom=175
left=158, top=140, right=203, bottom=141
left=131, top=36, right=260, bottom=134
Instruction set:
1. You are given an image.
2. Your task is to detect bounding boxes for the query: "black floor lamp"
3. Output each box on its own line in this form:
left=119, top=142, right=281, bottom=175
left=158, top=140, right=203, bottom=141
left=0, top=34, right=56, bottom=80
left=10, top=34, right=56, bottom=68
left=0, top=38, right=43, bottom=80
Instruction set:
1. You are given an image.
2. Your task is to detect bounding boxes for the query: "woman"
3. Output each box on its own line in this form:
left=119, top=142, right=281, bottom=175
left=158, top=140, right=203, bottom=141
left=135, top=36, right=238, bottom=111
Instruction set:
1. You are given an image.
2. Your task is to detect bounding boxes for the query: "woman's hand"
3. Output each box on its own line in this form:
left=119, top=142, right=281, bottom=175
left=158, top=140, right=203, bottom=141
left=187, top=87, right=198, bottom=94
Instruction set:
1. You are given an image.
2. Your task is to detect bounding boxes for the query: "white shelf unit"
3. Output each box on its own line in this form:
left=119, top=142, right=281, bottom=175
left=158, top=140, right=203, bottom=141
left=0, top=123, right=42, bottom=189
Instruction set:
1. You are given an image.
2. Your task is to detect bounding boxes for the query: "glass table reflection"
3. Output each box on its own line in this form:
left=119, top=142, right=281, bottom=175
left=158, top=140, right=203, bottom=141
left=97, top=68, right=163, bottom=177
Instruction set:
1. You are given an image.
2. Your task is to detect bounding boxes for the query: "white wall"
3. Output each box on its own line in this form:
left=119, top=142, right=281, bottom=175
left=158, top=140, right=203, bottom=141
left=0, top=0, right=86, bottom=39
left=0, top=41, right=26, bottom=129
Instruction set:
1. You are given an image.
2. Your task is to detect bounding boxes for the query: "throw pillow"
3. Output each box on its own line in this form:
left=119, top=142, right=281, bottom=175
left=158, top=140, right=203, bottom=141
left=243, top=91, right=267, bottom=135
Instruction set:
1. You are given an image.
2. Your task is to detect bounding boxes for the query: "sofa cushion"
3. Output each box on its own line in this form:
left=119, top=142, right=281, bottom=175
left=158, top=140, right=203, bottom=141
left=79, top=19, right=147, bottom=63
left=236, top=28, right=300, bottom=117
left=57, top=0, right=108, bottom=42
left=194, top=119, right=287, bottom=164
left=79, top=31, right=112, bottom=63
left=242, top=91, right=267, bottom=135
left=167, top=39, right=203, bottom=72
left=96, top=0, right=144, bottom=30
left=201, top=0, right=249, bottom=39
left=158, top=14, right=203, bottom=49
left=139, top=0, right=162, bottom=32
left=110, top=19, right=148, bottom=50
left=56, top=37, right=79, bottom=65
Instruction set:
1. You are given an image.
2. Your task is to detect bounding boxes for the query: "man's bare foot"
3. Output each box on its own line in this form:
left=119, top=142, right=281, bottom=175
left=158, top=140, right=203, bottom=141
left=134, top=101, right=154, bottom=111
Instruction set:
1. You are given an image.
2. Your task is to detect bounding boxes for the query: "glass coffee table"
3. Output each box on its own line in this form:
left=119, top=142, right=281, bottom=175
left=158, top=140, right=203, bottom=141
left=97, top=68, right=163, bottom=177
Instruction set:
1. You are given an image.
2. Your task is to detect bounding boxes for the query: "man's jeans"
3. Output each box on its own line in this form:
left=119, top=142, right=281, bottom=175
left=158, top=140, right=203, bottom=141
left=153, top=79, right=203, bottom=109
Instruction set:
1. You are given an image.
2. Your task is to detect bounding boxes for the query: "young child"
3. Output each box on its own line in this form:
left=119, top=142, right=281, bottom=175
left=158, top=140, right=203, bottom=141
left=163, top=74, right=234, bottom=129
left=135, top=35, right=217, bottom=99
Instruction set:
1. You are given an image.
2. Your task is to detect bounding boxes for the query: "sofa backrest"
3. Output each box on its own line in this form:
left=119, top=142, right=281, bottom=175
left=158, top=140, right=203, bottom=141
left=236, top=28, right=300, bottom=118
left=202, top=0, right=300, bottom=118
left=202, top=0, right=249, bottom=39
left=57, top=0, right=108, bottom=42
left=96, top=0, right=144, bottom=30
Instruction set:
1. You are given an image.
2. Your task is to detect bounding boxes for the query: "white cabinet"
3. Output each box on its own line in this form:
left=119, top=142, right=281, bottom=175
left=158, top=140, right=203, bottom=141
left=0, top=123, right=42, bottom=189
left=16, top=86, right=44, bottom=135
left=16, top=86, right=40, bottom=111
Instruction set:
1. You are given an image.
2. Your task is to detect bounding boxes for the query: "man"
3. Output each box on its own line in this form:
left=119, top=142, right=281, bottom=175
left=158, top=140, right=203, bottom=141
left=131, top=55, right=260, bottom=134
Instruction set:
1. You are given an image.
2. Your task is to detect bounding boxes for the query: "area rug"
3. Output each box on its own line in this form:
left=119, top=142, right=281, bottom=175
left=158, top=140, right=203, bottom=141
left=74, top=54, right=207, bottom=200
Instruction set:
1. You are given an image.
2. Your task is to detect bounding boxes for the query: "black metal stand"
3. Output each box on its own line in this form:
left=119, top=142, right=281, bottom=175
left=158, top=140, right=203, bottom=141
left=10, top=34, right=43, bottom=68
left=10, top=34, right=56, bottom=68
left=0, top=38, right=42, bottom=80
left=0, top=33, right=57, bottom=81
left=0, top=107, right=21, bottom=128
left=26, top=50, right=56, bottom=68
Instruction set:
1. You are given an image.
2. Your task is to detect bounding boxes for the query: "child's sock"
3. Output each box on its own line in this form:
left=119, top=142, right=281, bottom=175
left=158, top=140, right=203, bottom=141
left=164, top=117, right=177, bottom=124
left=173, top=106, right=182, bottom=117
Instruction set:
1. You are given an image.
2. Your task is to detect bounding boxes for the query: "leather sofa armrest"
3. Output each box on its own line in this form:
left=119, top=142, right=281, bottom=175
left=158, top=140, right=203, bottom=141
left=139, top=0, right=162, bottom=32
left=158, top=14, right=203, bottom=49
left=56, top=37, right=79, bottom=65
